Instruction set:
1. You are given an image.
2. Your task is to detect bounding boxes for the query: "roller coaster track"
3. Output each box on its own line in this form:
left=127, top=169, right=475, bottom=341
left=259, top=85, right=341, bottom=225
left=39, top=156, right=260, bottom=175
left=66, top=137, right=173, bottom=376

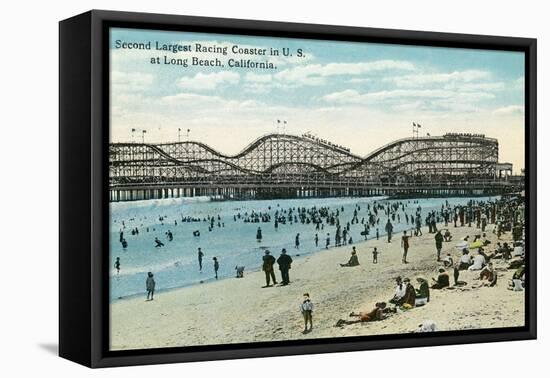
left=109, top=133, right=519, bottom=201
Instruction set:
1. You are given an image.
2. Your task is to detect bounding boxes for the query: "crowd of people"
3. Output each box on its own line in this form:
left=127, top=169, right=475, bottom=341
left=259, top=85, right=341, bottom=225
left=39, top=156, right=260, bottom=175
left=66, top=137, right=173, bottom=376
left=334, top=195, right=526, bottom=330
left=112, top=193, right=526, bottom=335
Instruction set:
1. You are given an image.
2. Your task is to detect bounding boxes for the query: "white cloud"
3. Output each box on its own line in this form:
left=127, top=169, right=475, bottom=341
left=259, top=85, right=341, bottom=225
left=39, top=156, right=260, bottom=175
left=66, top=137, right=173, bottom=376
left=111, top=71, right=154, bottom=92
left=322, top=88, right=494, bottom=104
left=245, top=72, right=273, bottom=83
left=240, top=60, right=415, bottom=92
left=493, top=105, right=525, bottom=115
left=178, top=71, right=240, bottom=91
left=386, top=70, right=491, bottom=87
left=275, top=60, right=415, bottom=84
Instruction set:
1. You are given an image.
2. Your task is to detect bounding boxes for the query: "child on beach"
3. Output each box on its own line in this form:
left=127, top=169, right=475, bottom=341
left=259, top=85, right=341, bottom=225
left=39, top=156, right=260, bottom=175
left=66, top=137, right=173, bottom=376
left=300, top=293, right=314, bottom=333
left=213, top=257, right=219, bottom=280
left=146, top=272, right=155, bottom=301
left=235, top=265, right=245, bottom=278
left=372, top=247, right=379, bottom=264
left=114, top=257, right=121, bottom=275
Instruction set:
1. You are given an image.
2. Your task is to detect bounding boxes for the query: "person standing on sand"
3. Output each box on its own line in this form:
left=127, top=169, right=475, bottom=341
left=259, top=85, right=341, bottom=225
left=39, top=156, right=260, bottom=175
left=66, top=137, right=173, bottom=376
left=146, top=272, right=155, bottom=301
left=415, top=215, right=423, bottom=236
left=325, top=233, right=331, bottom=249
left=277, top=248, right=293, bottom=285
left=300, top=293, right=314, bottom=333
left=435, top=230, right=444, bottom=261
left=385, top=220, right=394, bottom=243
left=401, top=231, right=410, bottom=264
left=314, top=233, right=319, bottom=247
left=213, top=257, right=219, bottom=280
left=372, top=247, right=379, bottom=264
left=295, top=233, right=300, bottom=249
left=198, top=248, right=204, bottom=271
left=262, top=250, right=277, bottom=287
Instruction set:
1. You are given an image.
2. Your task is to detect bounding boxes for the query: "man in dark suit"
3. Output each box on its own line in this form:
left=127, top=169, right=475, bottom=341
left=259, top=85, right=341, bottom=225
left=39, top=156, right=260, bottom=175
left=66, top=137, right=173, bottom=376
left=277, top=248, right=293, bottom=285
left=262, top=250, right=277, bottom=287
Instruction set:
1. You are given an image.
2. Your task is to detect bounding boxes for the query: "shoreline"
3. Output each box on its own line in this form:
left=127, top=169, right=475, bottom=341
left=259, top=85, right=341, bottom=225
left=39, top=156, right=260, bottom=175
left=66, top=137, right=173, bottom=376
left=110, top=219, right=524, bottom=351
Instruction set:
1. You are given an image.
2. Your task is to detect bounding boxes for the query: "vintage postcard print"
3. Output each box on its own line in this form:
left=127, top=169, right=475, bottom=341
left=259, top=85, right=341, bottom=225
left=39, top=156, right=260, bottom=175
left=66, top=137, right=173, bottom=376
left=108, top=27, right=526, bottom=351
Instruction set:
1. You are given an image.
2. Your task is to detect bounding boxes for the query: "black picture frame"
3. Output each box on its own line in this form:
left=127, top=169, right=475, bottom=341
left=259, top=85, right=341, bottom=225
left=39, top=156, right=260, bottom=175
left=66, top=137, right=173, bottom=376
left=59, top=9, right=537, bottom=368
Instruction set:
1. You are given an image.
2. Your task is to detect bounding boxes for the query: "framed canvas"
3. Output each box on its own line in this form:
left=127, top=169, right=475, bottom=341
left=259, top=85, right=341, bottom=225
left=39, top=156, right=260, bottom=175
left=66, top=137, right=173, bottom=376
left=59, top=10, right=537, bottom=368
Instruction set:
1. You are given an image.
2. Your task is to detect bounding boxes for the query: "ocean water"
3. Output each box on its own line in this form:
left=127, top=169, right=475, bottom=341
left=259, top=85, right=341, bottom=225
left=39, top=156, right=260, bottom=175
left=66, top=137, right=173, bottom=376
left=109, top=195, right=497, bottom=301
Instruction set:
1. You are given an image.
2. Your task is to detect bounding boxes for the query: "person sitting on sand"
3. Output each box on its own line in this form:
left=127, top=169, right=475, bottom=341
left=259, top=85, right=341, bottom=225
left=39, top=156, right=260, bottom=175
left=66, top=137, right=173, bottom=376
left=444, top=229, right=453, bottom=242
left=479, top=262, right=497, bottom=286
left=458, top=249, right=472, bottom=270
left=443, top=253, right=454, bottom=268
left=415, top=277, right=430, bottom=306
left=389, top=277, right=407, bottom=304
left=300, top=293, right=314, bottom=333
left=513, top=265, right=525, bottom=281
left=146, top=272, right=155, bottom=301
left=478, top=247, right=491, bottom=263
left=340, top=248, right=360, bottom=267
left=501, top=242, right=513, bottom=260
left=468, top=249, right=486, bottom=271
left=399, top=278, right=416, bottom=308
left=453, top=265, right=468, bottom=287
left=508, top=278, right=524, bottom=291
left=335, top=302, right=387, bottom=326
left=431, top=268, right=450, bottom=289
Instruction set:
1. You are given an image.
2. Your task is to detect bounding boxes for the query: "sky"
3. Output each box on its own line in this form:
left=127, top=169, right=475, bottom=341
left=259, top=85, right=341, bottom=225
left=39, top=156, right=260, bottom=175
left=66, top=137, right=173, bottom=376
left=110, top=27, right=526, bottom=172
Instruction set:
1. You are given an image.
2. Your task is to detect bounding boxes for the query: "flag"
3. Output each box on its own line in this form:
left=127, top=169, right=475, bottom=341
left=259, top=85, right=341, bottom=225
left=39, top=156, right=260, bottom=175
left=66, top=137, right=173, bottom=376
left=413, top=122, right=416, bottom=127
left=417, top=124, right=422, bottom=128
left=131, top=128, right=136, bottom=132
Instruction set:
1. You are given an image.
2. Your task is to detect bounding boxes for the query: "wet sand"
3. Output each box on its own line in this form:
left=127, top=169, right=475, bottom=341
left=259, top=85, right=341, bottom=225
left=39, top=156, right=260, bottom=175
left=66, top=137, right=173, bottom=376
left=110, top=222, right=525, bottom=350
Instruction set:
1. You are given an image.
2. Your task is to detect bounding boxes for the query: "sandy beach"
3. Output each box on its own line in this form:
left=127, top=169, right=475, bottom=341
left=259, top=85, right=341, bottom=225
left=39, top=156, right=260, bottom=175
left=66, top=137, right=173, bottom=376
left=110, top=221, right=525, bottom=351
